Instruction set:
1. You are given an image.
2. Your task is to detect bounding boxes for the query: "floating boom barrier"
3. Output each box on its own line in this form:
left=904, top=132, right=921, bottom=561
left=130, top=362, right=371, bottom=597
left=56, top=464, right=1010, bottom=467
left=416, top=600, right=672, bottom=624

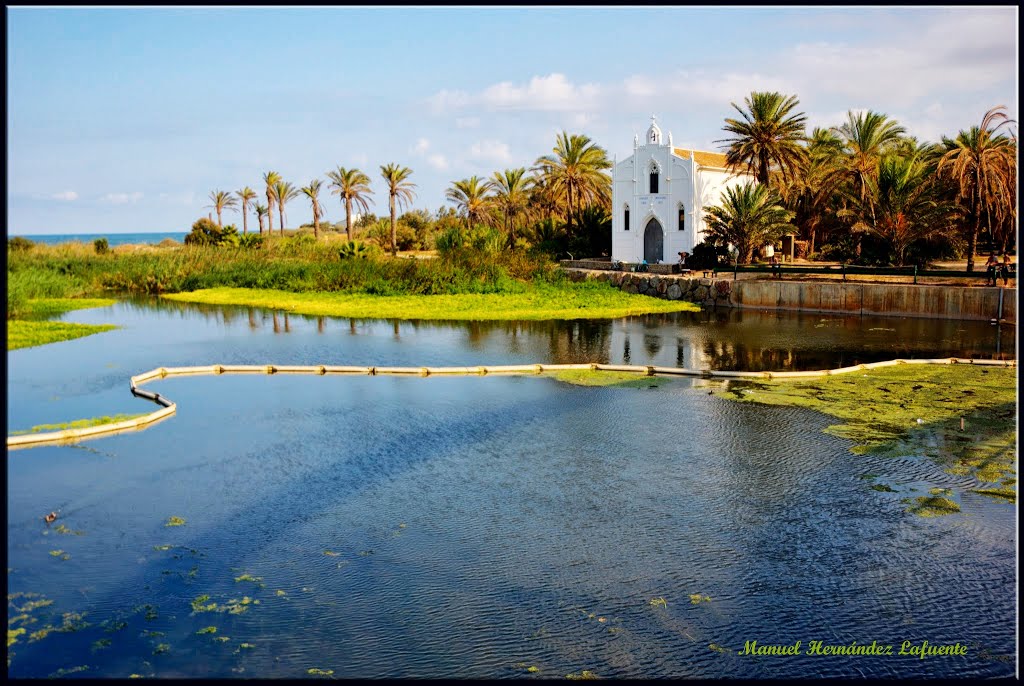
left=7, top=357, right=1015, bottom=450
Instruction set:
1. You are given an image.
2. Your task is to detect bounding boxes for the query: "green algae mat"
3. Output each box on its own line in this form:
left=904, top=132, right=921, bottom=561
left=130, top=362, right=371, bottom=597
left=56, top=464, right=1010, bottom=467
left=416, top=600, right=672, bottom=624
left=715, top=364, right=1017, bottom=511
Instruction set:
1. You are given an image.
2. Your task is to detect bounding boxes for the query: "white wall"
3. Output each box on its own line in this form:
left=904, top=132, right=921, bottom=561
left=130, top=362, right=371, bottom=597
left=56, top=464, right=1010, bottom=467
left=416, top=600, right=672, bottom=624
left=612, top=142, right=694, bottom=264
left=611, top=134, right=751, bottom=263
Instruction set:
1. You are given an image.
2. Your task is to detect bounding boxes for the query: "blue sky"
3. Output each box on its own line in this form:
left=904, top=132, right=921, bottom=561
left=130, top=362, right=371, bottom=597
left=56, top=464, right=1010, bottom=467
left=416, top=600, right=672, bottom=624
left=7, top=6, right=1018, bottom=234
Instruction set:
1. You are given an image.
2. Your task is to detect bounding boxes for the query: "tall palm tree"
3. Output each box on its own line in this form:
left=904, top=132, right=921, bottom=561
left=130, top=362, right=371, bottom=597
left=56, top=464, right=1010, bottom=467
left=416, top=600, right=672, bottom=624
left=834, top=111, right=906, bottom=221
left=206, top=190, right=238, bottom=228
left=271, top=180, right=300, bottom=236
left=847, top=153, right=958, bottom=266
left=446, top=176, right=494, bottom=230
left=937, top=106, right=1017, bottom=270
left=326, top=167, right=374, bottom=241
left=300, top=179, right=325, bottom=239
left=525, top=171, right=564, bottom=226
left=704, top=182, right=795, bottom=264
left=534, top=131, right=611, bottom=235
left=716, top=91, right=808, bottom=186
left=255, top=203, right=268, bottom=235
left=235, top=187, right=258, bottom=235
left=776, top=127, right=846, bottom=254
left=263, top=171, right=282, bottom=234
left=379, top=164, right=417, bottom=256
left=490, top=167, right=532, bottom=249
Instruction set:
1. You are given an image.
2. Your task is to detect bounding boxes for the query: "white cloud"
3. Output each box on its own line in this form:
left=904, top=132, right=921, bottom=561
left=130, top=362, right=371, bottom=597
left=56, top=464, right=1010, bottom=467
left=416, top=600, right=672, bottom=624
left=429, top=73, right=603, bottom=113
left=468, top=139, right=512, bottom=164
left=102, top=192, right=143, bottom=205
left=455, top=117, right=480, bottom=129
left=51, top=191, right=78, bottom=201
left=426, top=153, right=449, bottom=171
left=411, top=138, right=431, bottom=155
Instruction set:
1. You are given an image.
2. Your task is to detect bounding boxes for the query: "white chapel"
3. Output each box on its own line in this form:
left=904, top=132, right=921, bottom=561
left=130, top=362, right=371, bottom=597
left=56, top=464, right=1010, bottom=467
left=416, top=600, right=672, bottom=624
left=611, top=116, right=751, bottom=264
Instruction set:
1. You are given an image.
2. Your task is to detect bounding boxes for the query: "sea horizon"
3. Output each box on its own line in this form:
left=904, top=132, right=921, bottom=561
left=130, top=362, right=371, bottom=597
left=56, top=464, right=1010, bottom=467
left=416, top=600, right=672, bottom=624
left=10, top=231, right=189, bottom=247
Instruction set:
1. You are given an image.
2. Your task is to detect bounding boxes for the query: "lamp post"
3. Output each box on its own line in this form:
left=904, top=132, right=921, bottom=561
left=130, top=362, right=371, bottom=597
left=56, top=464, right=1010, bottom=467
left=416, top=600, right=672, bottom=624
left=728, top=243, right=739, bottom=281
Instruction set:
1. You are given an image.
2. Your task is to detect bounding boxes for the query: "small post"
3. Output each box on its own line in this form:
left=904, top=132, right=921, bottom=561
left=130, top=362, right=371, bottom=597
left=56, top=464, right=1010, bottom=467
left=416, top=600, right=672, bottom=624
left=913, top=264, right=918, bottom=285
left=842, top=263, right=846, bottom=281
left=960, top=417, right=965, bottom=431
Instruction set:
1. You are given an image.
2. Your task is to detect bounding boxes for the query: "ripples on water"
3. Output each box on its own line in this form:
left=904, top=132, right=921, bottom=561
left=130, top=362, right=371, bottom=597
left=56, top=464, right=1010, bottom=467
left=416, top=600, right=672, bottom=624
left=6, top=301, right=1017, bottom=678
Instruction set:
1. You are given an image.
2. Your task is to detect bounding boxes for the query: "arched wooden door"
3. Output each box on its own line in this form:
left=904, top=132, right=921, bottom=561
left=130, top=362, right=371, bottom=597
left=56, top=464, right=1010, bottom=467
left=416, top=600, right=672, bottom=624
left=643, top=218, right=663, bottom=263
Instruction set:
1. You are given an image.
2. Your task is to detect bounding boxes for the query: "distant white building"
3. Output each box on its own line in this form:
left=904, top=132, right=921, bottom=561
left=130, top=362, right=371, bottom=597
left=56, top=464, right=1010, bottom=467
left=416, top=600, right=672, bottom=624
left=612, top=116, right=751, bottom=264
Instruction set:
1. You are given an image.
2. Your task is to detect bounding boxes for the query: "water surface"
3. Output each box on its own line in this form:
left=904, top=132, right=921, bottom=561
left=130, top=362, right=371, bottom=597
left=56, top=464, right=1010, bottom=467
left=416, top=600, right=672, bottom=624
left=6, top=299, right=1016, bottom=678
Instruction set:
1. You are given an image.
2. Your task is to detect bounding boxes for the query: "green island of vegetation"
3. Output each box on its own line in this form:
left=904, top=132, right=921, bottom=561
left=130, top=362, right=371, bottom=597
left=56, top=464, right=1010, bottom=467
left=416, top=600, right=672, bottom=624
left=715, top=363, right=1017, bottom=512
left=161, top=284, right=698, bottom=321
left=8, top=321, right=117, bottom=351
left=9, top=413, right=147, bottom=436
left=7, top=296, right=118, bottom=351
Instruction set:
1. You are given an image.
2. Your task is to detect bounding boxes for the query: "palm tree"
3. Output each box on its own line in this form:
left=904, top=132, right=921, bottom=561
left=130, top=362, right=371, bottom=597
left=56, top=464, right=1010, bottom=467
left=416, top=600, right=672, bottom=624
left=235, top=187, right=258, bottom=235
left=255, top=203, right=268, bottom=235
left=270, top=180, right=300, bottom=236
left=716, top=91, right=808, bottom=186
left=525, top=171, right=564, bottom=226
left=206, top=190, right=238, bottom=228
left=704, top=182, right=796, bottom=264
left=446, top=176, right=494, bottom=230
left=937, top=106, right=1017, bottom=270
left=326, top=167, right=374, bottom=241
left=848, top=153, right=958, bottom=266
left=534, top=131, right=612, bottom=234
left=777, top=127, right=846, bottom=254
left=379, top=163, right=417, bottom=256
left=263, top=171, right=282, bottom=234
left=300, top=179, right=325, bottom=239
left=834, top=111, right=906, bottom=221
left=490, top=168, right=532, bottom=249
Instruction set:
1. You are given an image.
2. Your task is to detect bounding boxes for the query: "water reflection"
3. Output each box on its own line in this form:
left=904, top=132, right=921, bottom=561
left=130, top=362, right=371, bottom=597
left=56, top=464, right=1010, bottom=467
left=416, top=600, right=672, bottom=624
left=124, top=296, right=1015, bottom=371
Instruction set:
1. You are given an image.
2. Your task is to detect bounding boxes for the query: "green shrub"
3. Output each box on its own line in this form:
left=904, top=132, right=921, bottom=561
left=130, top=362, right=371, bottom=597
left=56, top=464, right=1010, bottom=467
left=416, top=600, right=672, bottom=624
left=339, top=240, right=371, bottom=259
left=184, top=218, right=222, bottom=246
left=8, top=236, right=34, bottom=252
left=238, top=233, right=264, bottom=249
left=434, top=227, right=465, bottom=257
left=93, top=238, right=109, bottom=254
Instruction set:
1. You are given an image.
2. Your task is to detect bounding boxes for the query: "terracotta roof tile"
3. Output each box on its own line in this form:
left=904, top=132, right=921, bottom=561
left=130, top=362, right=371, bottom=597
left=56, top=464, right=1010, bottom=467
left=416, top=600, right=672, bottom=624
left=672, top=148, right=730, bottom=168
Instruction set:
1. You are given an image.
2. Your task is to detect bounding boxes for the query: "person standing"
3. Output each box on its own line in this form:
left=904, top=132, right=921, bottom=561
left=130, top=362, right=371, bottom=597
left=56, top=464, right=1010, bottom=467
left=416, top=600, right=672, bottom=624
left=985, top=253, right=1000, bottom=286
left=1000, top=253, right=1012, bottom=285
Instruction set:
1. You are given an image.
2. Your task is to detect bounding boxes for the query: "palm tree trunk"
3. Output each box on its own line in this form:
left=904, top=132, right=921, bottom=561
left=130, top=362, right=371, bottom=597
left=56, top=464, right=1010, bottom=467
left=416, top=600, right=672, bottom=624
left=216, top=208, right=222, bottom=228
left=345, top=197, right=353, bottom=242
left=758, top=157, right=770, bottom=185
left=242, top=203, right=248, bottom=234
left=390, top=194, right=397, bottom=256
left=967, top=190, right=981, bottom=272
left=279, top=205, right=285, bottom=236
left=314, top=207, right=319, bottom=239
left=267, top=194, right=274, bottom=234
left=566, top=185, right=574, bottom=235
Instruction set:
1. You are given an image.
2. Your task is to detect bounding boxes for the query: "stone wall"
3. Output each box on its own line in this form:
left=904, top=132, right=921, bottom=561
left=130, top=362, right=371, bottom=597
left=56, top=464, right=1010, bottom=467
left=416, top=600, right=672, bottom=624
left=564, top=268, right=1016, bottom=322
left=565, top=268, right=733, bottom=307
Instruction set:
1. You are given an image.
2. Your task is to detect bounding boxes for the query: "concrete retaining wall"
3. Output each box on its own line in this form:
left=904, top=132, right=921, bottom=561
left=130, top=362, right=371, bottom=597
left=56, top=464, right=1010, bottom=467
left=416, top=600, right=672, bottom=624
left=565, top=268, right=1016, bottom=323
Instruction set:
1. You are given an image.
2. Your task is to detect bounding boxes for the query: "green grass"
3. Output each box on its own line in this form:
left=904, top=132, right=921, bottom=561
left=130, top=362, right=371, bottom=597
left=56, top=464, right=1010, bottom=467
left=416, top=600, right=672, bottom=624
left=6, top=296, right=118, bottom=350
left=7, top=321, right=117, bottom=350
left=715, top=364, right=1017, bottom=512
left=161, top=284, right=700, bottom=321
left=9, top=413, right=147, bottom=435
left=15, top=297, right=116, bottom=320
